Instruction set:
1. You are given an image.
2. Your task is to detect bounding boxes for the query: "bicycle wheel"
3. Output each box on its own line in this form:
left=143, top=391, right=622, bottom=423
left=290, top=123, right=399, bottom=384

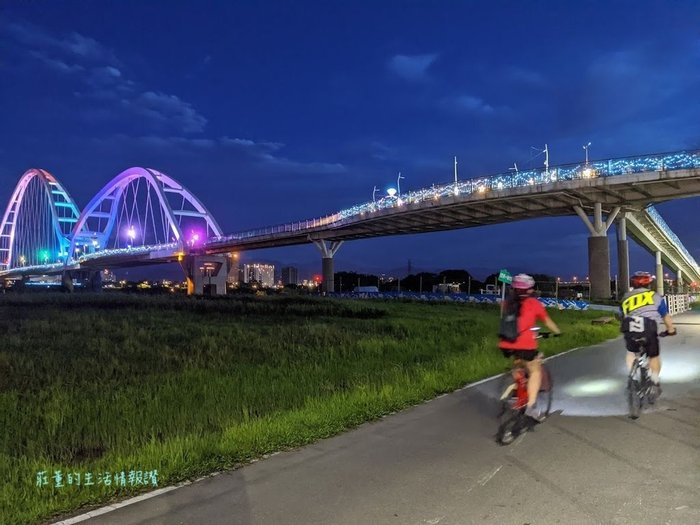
left=496, top=407, right=524, bottom=445
left=627, top=373, right=642, bottom=419
left=538, top=365, right=553, bottom=419
left=640, top=367, right=656, bottom=405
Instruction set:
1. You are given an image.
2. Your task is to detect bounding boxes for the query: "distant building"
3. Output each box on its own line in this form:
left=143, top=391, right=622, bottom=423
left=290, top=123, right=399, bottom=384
left=243, top=263, right=275, bottom=287
left=101, top=269, right=116, bottom=283
left=281, top=266, right=298, bottom=286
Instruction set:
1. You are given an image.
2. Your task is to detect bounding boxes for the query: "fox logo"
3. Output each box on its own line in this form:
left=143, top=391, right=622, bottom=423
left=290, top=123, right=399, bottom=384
left=622, top=290, right=655, bottom=315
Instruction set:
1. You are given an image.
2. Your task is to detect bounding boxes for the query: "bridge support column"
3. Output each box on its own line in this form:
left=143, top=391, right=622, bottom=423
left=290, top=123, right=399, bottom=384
left=61, top=271, right=74, bottom=293
left=574, top=203, right=620, bottom=301
left=677, top=269, right=683, bottom=293
left=616, top=215, right=630, bottom=298
left=655, top=251, right=664, bottom=295
left=311, top=239, right=344, bottom=293
left=86, top=270, right=102, bottom=292
left=180, top=255, right=229, bottom=296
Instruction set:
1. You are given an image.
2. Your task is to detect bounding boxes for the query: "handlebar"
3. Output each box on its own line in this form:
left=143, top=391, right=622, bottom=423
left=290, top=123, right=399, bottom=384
left=531, top=329, right=561, bottom=339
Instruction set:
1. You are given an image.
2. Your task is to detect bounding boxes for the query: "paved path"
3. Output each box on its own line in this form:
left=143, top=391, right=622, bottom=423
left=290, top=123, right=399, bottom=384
left=75, top=312, right=700, bottom=525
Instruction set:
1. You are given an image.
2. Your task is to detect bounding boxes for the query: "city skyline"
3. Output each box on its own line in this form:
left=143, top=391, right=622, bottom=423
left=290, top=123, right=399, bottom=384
left=1, top=1, right=699, bottom=280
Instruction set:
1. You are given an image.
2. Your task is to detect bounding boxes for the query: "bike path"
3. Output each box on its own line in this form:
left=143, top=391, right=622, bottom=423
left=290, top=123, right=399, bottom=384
left=68, top=311, right=700, bottom=525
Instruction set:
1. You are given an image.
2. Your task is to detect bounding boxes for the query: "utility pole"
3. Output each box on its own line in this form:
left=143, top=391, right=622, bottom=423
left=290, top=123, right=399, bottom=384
left=419, top=274, right=423, bottom=293
left=468, top=275, right=471, bottom=296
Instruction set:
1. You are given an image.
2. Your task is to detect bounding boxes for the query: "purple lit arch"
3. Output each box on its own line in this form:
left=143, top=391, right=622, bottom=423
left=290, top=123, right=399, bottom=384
left=69, top=167, right=222, bottom=260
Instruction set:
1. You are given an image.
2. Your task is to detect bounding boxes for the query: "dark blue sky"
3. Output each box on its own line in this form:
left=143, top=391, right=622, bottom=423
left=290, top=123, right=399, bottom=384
left=1, top=1, right=699, bottom=280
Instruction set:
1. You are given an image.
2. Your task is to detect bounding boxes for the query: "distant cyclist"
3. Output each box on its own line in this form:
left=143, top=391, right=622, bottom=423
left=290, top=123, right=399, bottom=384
left=620, top=271, right=676, bottom=395
left=498, top=274, right=561, bottom=421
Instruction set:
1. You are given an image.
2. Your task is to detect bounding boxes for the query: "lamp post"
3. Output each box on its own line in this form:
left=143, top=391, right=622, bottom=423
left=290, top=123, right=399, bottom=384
left=372, top=186, right=379, bottom=203
left=397, top=172, right=404, bottom=196
left=583, top=142, right=591, bottom=165
left=127, top=226, right=136, bottom=248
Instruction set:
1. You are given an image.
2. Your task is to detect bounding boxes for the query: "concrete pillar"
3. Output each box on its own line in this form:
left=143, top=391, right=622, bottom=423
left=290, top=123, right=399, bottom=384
left=180, top=255, right=229, bottom=296
left=677, top=269, right=683, bottom=293
left=61, top=271, right=74, bottom=293
left=616, top=215, right=630, bottom=299
left=88, top=270, right=102, bottom=292
left=655, top=251, right=664, bottom=295
left=311, top=239, right=344, bottom=293
left=574, top=203, right=620, bottom=301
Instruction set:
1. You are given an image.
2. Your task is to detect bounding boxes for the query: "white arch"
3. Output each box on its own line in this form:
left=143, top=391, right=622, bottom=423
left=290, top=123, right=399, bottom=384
left=0, top=169, right=80, bottom=270
left=69, top=167, right=222, bottom=261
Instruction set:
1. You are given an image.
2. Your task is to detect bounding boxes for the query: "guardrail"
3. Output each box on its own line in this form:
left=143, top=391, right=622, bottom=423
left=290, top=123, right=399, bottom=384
left=211, top=149, right=700, bottom=244
left=666, top=294, right=692, bottom=315
left=330, top=291, right=590, bottom=310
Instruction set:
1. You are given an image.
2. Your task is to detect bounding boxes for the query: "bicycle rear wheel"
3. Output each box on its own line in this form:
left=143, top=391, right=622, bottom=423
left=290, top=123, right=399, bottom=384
left=627, top=374, right=642, bottom=419
left=538, top=365, right=553, bottom=419
left=496, top=406, right=526, bottom=445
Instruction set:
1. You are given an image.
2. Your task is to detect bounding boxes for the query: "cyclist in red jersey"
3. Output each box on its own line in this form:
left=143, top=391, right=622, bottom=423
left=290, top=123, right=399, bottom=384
left=499, top=274, right=561, bottom=421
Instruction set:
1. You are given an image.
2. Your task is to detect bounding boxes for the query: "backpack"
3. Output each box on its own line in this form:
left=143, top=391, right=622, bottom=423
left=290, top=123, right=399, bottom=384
left=498, top=297, right=521, bottom=343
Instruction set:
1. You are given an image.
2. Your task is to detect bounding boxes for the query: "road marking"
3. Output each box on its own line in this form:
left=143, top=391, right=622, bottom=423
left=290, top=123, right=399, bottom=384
left=478, top=465, right=503, bottom=486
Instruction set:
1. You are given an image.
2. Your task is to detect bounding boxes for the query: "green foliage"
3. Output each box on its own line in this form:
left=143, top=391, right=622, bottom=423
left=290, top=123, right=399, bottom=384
left=0, top=294, right=619, bottom=524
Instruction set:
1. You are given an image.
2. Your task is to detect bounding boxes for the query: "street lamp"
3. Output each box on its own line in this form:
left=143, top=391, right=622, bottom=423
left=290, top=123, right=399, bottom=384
left=127, top=226, right=136, bottom=248
left=583, top=142, right=591, bottom=165
left=387, top=187, right=397, bottom=198
left=397, top=172, right=405, bottom=196
left=372, top=185, right=379, bottom=203
left=19, top=255, right=26, bottom=266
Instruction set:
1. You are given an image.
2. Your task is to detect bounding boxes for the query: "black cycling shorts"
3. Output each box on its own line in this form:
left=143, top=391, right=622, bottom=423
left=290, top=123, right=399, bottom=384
left=501, top=349, right=538, bottom=361
left=624, top=333, right=660, bottom=357
left=621, top=316, right=660, bottom=358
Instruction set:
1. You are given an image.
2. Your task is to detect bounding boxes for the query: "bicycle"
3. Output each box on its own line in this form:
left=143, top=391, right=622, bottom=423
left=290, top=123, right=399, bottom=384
left=626, top=330, right=674, bottom=419
left=495, top=330, right=555, bottom=446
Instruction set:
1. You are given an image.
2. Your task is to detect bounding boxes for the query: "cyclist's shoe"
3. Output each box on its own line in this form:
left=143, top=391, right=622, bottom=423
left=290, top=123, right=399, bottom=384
left=525, top=404, right=545, bottom=423
left=653, top=382, right=662, bottom=399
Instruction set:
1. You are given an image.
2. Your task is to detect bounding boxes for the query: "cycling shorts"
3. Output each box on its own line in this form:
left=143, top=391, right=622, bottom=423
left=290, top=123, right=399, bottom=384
left=501, top=349, right=538, bottom=361
left=624, top=333, right=660, bottom=357
left=621, top=316, right=660, bottom=358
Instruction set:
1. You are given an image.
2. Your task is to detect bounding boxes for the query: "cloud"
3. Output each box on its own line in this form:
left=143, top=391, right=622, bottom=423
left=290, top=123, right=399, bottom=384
left=440, top=94, right=505, bottom=116
left=86, top=135, right=347, bottom=176
left=2, top=19, right=207, bottom=135
left=26, top=49, right=85, bottom=73
left=388, top=53, right=438, bottom=81
left=128, top=92, right=208, bottom=133
left=2, top=20, right=116, bottom=65
left=504, top=66, right=546, bottom=87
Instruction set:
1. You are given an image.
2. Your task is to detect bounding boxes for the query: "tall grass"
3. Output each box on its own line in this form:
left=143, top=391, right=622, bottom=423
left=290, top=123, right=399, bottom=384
left=0, top=294, right=620, bottom=524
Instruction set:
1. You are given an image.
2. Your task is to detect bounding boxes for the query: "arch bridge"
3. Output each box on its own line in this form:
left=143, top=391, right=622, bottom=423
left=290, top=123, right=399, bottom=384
left=2, top=150, right=700, bottom=299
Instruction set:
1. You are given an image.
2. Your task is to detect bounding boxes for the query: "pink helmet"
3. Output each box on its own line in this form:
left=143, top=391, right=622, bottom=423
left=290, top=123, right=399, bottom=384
left=512, top=273, right=535, bottom=290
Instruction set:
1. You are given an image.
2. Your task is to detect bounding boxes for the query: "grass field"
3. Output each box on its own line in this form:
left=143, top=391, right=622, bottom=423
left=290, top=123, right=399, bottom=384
left=0, top=293, right=621, bottom=524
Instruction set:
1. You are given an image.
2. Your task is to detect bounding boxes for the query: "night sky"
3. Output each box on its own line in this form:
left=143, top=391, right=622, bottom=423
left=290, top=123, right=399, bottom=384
left=1, top=1, right=699, bottom=281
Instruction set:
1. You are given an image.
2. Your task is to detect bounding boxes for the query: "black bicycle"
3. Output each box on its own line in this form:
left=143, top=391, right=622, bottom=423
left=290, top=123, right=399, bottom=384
left=626, top=330, right=674, bottom=419
left=496, top=330, right=555, bottom=445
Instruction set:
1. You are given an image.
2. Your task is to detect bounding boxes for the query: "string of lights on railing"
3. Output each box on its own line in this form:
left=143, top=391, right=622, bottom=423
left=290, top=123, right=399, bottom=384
left=212, top=149, right=700, bottom=243
left=646, top=206, right=700, bottom=272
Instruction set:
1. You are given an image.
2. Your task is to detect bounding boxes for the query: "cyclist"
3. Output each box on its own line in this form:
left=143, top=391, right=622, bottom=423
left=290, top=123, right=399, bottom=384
left=620, top=271, right=676, bottom=395
left=498, top=273, right=561, bottom=421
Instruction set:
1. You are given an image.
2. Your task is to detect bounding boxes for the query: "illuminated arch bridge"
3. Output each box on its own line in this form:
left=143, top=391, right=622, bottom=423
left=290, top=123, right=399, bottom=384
left=0, top=167, right=225, bottom=293
left=2, top=149, right=700, bottom=298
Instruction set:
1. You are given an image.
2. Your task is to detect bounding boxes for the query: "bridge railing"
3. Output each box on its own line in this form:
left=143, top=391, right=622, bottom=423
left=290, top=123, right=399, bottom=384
left=644, top=206, right=700, bottom=273
left=76, top=242, right=181, bottom=262
left=211, top=149, right=700, bottom=244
